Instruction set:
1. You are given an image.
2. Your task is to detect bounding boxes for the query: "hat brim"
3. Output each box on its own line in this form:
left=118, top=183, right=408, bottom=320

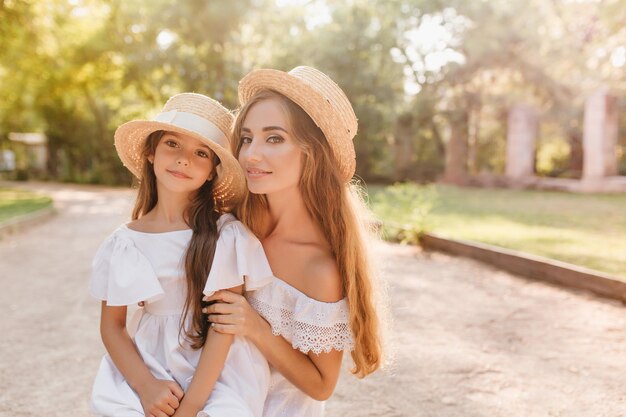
left=114, top=120, right=246, bottom=208
left=238, top=69, right=356, bottom=181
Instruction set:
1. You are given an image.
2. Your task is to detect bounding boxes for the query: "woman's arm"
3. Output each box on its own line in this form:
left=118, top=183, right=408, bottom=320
left=203, top=291, right=343, bottom=401
left=172, top=285, right=243, bottom=417
left=100, top=302, right=184, bottom=417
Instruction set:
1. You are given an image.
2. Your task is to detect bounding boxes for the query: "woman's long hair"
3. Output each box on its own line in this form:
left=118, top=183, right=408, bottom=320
left=132, top=130, right=221, bottom=349
left=232, top=91, right=382, bottom=377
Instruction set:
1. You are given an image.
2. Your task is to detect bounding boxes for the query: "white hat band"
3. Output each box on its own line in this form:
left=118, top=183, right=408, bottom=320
left=153, top=110, right=229, bottom=149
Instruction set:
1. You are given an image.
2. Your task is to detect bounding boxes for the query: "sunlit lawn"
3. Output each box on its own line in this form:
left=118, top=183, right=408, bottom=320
left=0, top=188, right=53, bottom=223
left=368, top=184, right=626, bottom=277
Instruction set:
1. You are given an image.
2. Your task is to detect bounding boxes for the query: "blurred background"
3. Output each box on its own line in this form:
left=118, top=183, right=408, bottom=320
left=1, top=0, right=624, bottom=184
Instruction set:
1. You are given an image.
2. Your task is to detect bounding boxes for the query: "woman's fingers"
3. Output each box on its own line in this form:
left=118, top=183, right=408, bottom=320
left=203, top=289, right=243, bottom=303
left=211, top=323, right=235, bottom=334
left=207, top=313, right=240, bottom=324
left=202, top=302, right=235, bottom=315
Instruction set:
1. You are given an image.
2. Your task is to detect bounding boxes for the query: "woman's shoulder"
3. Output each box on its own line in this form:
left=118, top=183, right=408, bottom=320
left=265, top=238, right=343, bottom=303
left=248, top=271, right=353, bottom=355
left=299, top=249, right=343, bottom=303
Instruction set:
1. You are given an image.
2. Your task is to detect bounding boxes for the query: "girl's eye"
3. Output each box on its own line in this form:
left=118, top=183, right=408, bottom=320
left=267, top=135, right=283, bottom=144
left=164, top=139, right=179, bottom=148
left=196, top=150, right=210, bottom=158
left=240, top=136, right=252, bottom=144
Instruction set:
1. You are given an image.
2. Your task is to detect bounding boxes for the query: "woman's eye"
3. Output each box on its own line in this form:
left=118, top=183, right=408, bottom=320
left=267, top=135, right=283, bottom=144
left=241, top=136, right=252, bottom=144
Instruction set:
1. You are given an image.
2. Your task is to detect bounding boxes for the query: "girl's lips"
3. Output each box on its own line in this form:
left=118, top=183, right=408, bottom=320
left=166, top=169, right=191, bottom=179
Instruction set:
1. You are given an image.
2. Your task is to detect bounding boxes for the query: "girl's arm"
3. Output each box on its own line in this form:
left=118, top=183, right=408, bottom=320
left=172, top=285, right=244, bottom=417
left=100, top=302, right=184, bottom=417
left=203, top=291, right=343, bottom=401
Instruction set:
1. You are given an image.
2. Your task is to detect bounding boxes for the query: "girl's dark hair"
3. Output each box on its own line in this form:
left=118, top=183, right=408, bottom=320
left=133, top=130, right=221, bottom=349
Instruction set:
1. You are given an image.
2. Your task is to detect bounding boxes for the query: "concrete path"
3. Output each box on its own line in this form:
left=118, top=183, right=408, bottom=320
left=1, top=182, right=624, bottom=417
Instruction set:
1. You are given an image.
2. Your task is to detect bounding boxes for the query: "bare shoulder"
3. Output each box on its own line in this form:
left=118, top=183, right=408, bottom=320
left=264, top=236, right=344, bottom=303
left=125, top=217, right=161, bottom=233
left=126, top=218, right=148, bottom=231
left=300, top=249, right=343, bottom=303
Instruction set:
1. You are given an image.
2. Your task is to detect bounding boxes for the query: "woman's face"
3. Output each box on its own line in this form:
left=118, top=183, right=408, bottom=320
left=151, top=132, right=215, bottom=195
left=238, top=98, right=303, bottom=196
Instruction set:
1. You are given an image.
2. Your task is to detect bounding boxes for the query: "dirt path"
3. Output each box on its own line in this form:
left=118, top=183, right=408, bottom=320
left=1, top=182, right=624, bottom=417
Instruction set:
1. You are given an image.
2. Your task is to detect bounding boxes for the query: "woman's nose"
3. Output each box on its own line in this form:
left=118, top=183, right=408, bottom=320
left=242, top=140, right=261, bottom=162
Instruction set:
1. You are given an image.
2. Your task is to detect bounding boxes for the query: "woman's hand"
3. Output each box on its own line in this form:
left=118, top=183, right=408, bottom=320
left=136, top=377, right=184, bottom=417
left=202, top=290, right=270, bottom=343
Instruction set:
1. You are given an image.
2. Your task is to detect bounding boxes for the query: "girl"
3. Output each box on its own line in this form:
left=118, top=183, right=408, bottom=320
left=203, top=66, right=383, bottom=416
left=89, top=93, right=272, bottom=417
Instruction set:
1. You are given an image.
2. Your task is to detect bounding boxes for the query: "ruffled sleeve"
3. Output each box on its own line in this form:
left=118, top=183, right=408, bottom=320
left=247, top=281, right=355, bottom=355
left=203, top=214, right=273, bottom=296
left=89, top=229, right=164, bottom=306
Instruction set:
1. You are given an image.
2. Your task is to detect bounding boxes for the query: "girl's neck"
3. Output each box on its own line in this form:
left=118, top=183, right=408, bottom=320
left=144, top=186, right=192, bottom=229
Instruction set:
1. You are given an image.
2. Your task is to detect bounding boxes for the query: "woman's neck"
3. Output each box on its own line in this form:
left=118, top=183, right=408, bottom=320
left=265, top=186, right=320, bottom=242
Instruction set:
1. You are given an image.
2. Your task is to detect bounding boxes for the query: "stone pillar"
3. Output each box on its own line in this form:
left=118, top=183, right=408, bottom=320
left=393, top=113, right=414, bottom=181
left=506, top=104, right=538, bottom=179
left=583, top=88, right=618, bottom=179
left=443, top=111, right=468, bottom=185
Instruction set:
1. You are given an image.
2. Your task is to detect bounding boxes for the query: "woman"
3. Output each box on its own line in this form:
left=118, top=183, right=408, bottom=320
left=204, top=66, right=382, bottom=416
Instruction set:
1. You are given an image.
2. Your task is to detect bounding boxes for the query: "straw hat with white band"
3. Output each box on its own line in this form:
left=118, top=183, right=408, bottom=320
left=114, top=92, right=246, bottom=209
left=238, top=66, right=358, bottom=183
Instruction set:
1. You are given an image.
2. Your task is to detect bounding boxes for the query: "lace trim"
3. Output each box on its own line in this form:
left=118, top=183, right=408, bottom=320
left=249, top=294, right=354, bottom=355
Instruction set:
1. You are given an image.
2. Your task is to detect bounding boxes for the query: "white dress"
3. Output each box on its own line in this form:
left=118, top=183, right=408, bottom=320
left=89, top=214, right=272, bottom=417
left=247, top=278, right=355, bottom=417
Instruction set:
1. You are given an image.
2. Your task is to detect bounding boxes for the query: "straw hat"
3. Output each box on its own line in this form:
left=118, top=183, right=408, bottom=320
left=238, top=66, right=358, bottom=182
left=114, top=93, right=246, bottom=209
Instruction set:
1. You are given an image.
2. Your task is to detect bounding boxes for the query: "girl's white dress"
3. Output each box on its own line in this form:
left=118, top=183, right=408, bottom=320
left=89, top=214, right=272, bottom=417
left=247, top=278, right=355, bottom=417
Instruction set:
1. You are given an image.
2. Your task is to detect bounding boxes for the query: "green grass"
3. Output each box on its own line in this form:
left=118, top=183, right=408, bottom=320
left=0, top=188, right=53, bottom=223
left=368, top=184, right=626, bottom=277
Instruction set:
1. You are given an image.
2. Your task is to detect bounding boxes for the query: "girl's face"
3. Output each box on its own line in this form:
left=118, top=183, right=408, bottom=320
left=151, top=132, right=216, bottom=195
left=238, top=98, right=303, bottom=196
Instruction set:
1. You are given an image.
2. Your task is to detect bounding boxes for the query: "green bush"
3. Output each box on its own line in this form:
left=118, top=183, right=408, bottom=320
left=370, top=183, right=437, bottom=245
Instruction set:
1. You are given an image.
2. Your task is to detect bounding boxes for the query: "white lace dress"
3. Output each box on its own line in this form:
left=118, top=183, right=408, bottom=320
left=89, top=214, right=272, bottom=417
left=247, top=278, right=354, bottom=417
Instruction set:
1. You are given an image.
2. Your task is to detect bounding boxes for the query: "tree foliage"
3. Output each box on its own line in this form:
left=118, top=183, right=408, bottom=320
left=0, top=0, right=624, bottom=184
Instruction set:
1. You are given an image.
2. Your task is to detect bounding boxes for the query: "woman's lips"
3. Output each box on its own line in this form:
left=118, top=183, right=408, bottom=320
left=246, top=168, right=271, bottom=179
